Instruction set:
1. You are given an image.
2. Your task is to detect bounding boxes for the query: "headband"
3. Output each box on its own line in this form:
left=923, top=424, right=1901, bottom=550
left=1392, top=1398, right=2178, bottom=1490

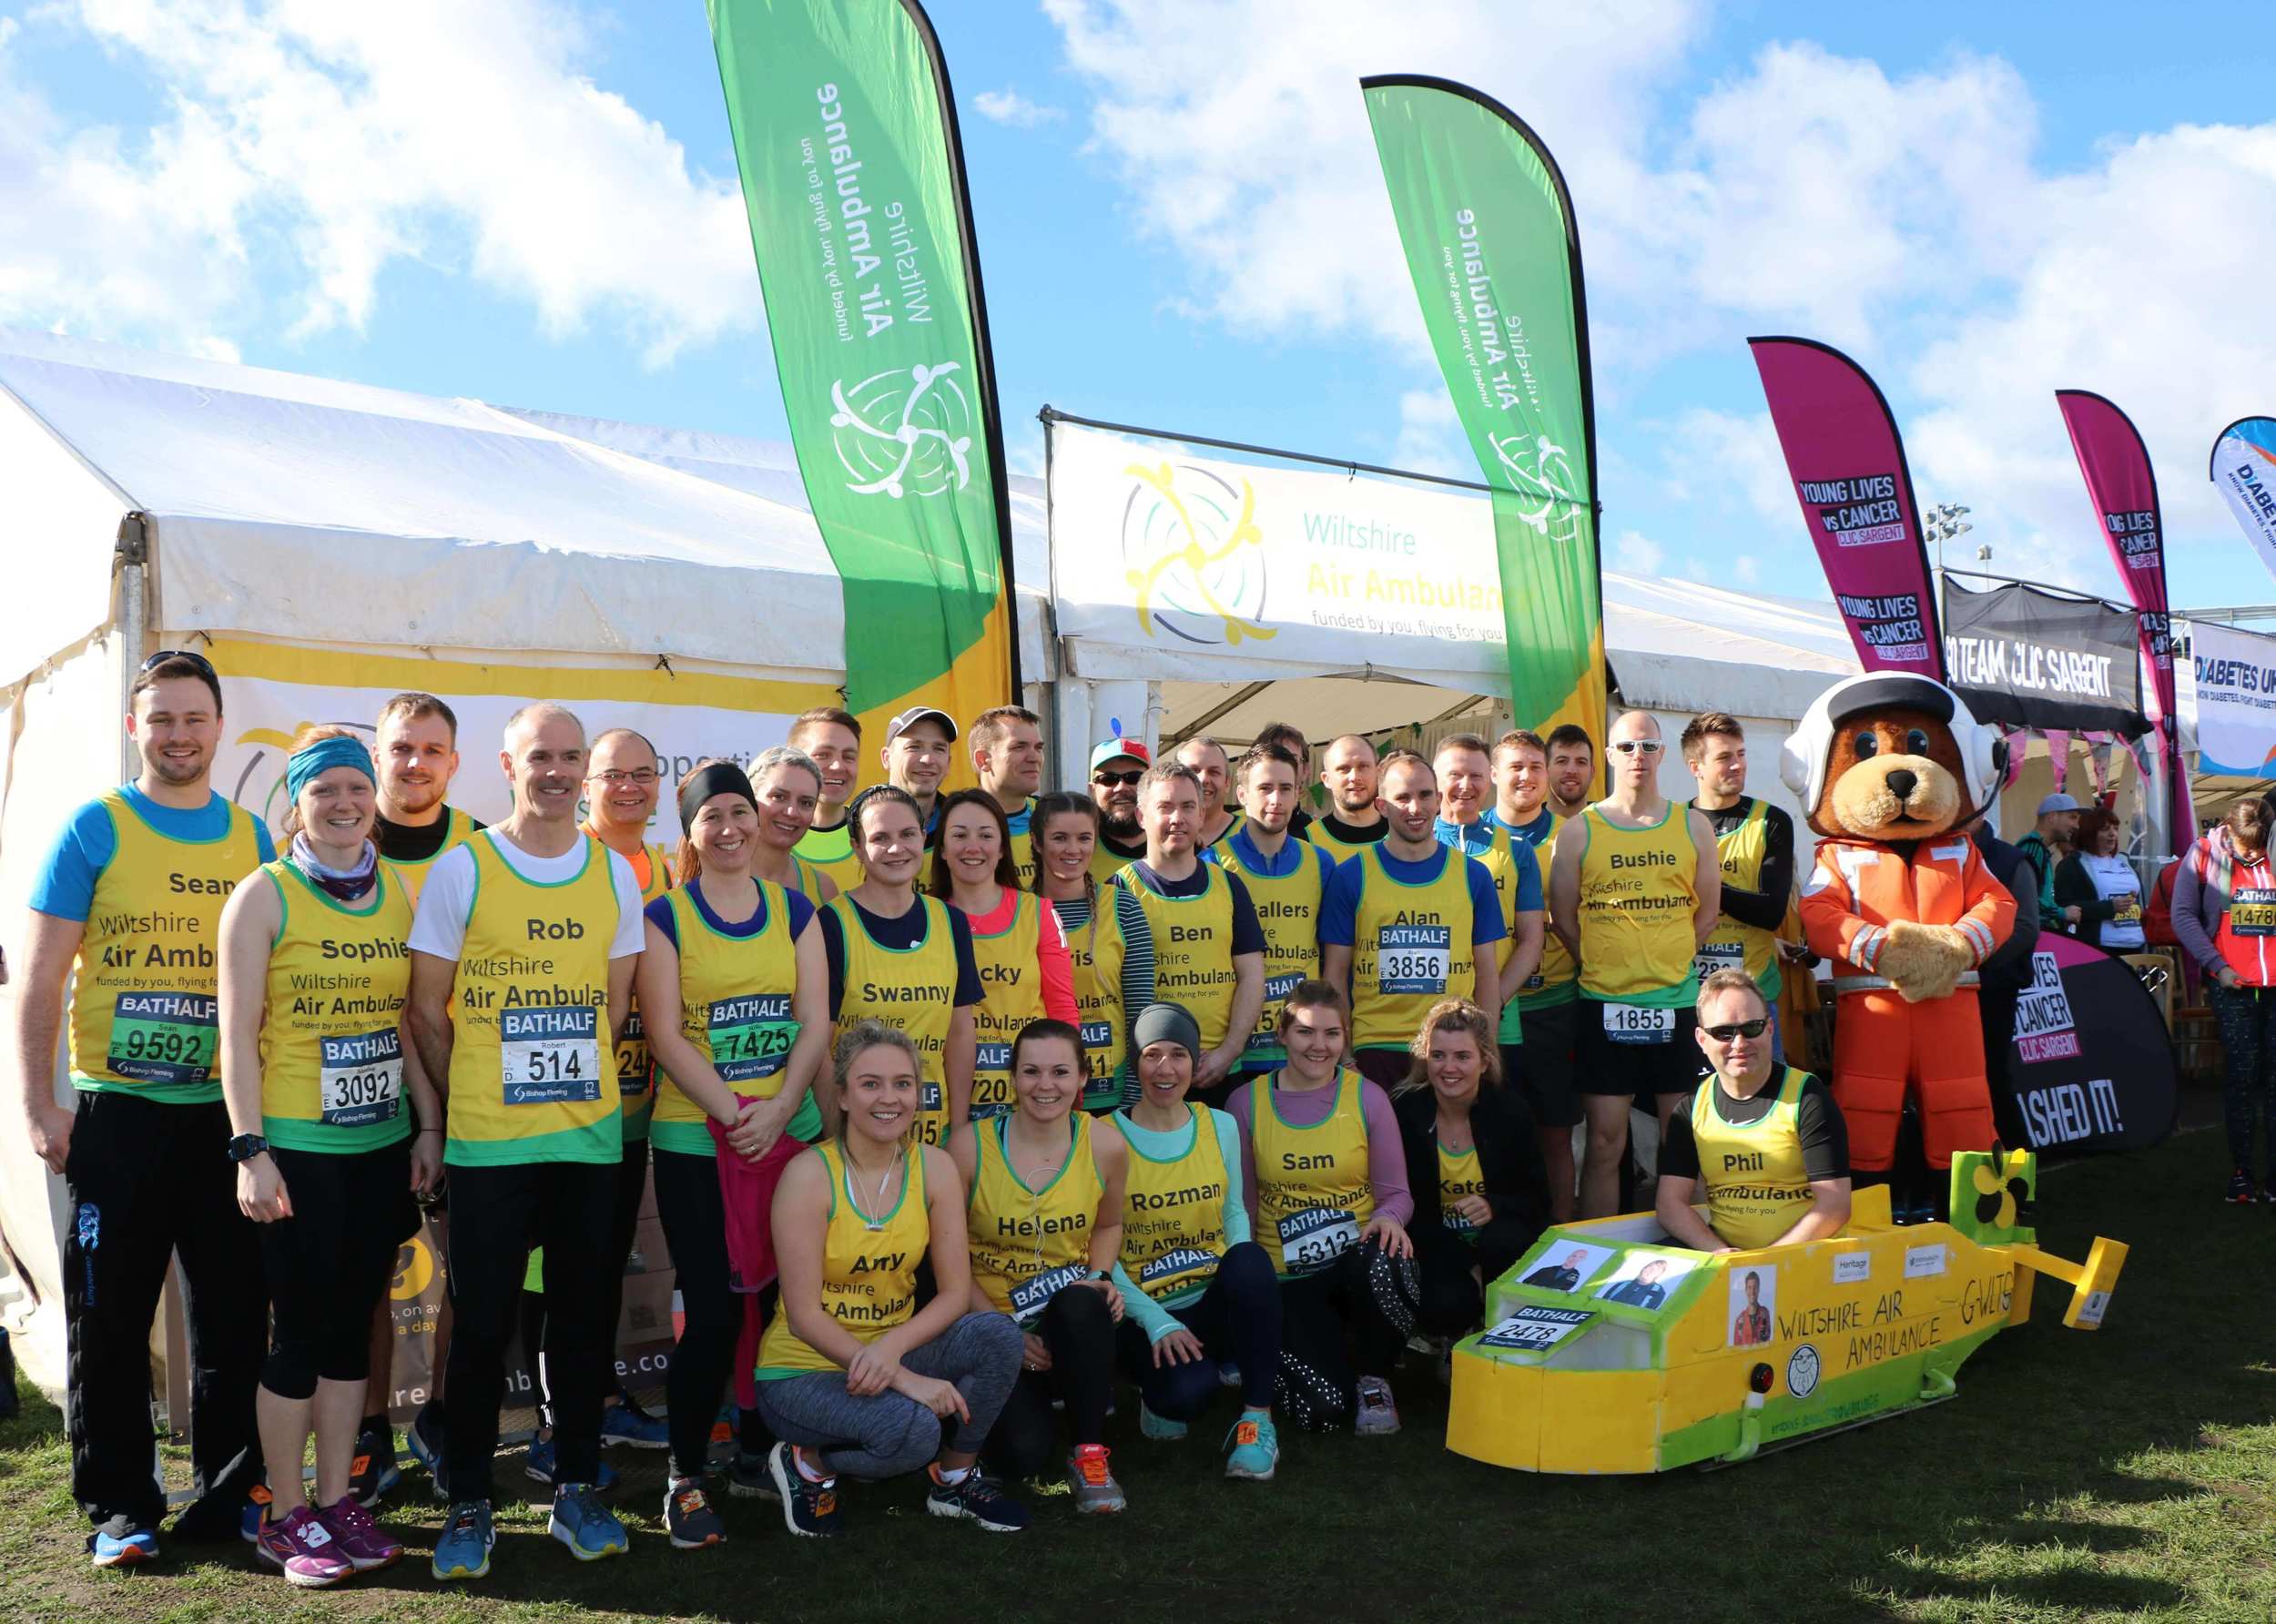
left=285, top=735, right=374, bottom=805
left=678, top=761, right=757, bottom=831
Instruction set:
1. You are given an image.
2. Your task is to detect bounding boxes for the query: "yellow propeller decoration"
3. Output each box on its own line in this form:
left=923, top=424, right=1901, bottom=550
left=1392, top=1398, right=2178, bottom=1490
left=1123, top=462, right=1276, bottom=646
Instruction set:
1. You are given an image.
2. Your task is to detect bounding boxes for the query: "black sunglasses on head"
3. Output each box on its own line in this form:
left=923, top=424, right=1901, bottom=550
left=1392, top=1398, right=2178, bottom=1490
left=141, top=647, right=218, bottom=681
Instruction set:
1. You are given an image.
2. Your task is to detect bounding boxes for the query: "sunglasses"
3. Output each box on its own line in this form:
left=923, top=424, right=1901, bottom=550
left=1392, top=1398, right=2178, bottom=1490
left=1607, top=739, right=1663, bottom=756
left=141, top=648, right=218, bottom=681
left=1092, top=770, right=1143, bottom=787
left=1702, top=1018, right=1770, bottom=1041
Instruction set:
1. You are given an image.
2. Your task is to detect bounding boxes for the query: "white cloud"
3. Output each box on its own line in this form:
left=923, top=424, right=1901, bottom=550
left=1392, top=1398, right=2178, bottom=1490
left=1610, top=528, right=1664, bottom=575
left=2, top=0, right=757, bottom=365
left=1390, top=388, right=1466, bottom=480
left=972, top=87, right=1062, bottom=127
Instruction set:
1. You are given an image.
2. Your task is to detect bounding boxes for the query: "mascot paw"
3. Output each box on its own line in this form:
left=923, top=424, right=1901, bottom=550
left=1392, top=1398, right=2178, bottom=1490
left=1878, top=920, right=1973, bottom=1002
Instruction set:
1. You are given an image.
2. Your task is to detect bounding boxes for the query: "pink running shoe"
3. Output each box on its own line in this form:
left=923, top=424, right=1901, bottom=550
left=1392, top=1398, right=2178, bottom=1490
left=319, top=1496, right=403, bottom=1571
left=251, top=1505, right=354, bottom=1588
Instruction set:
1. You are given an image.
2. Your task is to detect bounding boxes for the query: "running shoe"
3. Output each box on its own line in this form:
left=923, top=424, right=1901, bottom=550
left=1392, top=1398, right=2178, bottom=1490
left=1354, top=1374, right=1401, bottom=1436
left=1223, top=1414, right=1280, bottom=1482
left=87, top=1517, right=158, bottom=1568
left=523, top=1432, right=620, bottom=1489
left=406, top=1405, right=449, bottom=1501
left=1065, top=1444, right=1126, bottom=1515
left=1138, top=1398, right=1188, bottom=1442
left=2227, top=1168, right=2259, bottom=1204
left=663, top=1478, right=726, bottom=1550
left=727, top=1449, right=782, bottom=1502
left=1217, top=1361, right=1243, bottom=1389
left=925, top=1463, right=1029, bottom=1533
left=251, top=1505, right=354, bottom=1588
left=601, top=1399, right=670, bottom=1450
left=548, top=1483, right=628, bottom=1562
left=348, top=1427, right=401, bottom=1507
left=239, top=1481, right=272, bottom=1543
left=766, top=1441, right=842, bottom=1538
left=317, top=1497, right=402, bottom=1571
left=431, top=1499, right=493, bottom=1582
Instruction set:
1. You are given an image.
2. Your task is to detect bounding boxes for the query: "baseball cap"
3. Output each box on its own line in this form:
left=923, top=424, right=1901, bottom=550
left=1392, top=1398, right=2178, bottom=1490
left=2036, top=793, right=2082, bottom=816
left=886, top=705, right=958, bottom=744
left=1089, top=737, right=1152, bottom=776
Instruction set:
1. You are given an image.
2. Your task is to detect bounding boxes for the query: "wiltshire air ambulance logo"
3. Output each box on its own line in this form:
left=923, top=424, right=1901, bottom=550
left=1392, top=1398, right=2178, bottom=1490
left=828, top=362, right=974, bottom=499
left=1120, top=461, right=1275, bottom=646
left=1489, top=430, right=1585, bottom=544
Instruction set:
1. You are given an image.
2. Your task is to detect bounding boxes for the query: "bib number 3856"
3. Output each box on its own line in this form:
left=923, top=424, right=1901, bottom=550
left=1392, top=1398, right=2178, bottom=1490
left=502, top=1005, right=603, bottom=1105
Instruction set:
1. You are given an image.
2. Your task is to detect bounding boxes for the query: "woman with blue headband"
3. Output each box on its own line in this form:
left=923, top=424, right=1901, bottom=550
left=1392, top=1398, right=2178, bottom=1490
left=218, top=725, right=439, bottom=1587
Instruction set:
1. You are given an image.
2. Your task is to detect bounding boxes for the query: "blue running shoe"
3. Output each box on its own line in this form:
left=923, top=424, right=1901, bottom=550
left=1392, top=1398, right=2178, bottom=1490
left=239, top=1481, right=271, bottom=1543
left=523, top=1433, right=618, bottom=1489
left=600, top=1400, right=669, bottom=1450
left=1138, top=1399, right=1188, bottom=1442
left=1224, top=1414, right=1280, bottom=1481
left=548, top=1483, right=629, bottom=1562
left=1217, top=1360, right=1243, bottom=1389
left=925, top=1463, right=1028, bottom=1533
left=405, top=1406, right=449, bottom=1501
left=431, top=1499, right=493, bottom=1582
left=89, top=1517, right=159, bottom=1568
left=349, top=1427, right=401, bottom=1507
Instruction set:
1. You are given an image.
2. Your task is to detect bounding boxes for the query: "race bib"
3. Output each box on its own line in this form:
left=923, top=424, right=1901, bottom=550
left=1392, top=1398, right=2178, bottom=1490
left=1079, top=1019, right=1114, bottom=1063
left=1480, top=1305, right=1595, bottom=1352
left=1139, top=1245, right=1219, bottom=1294
left=706, top=993, right=795, bottom=1086
left=1277, top=1205, right=1359, bottom=1273
left=500, top=1005, right=602, bottom=1106
left=2233, top=888, right=2276, bottom=938
left=1009, top=1261, right=1090, bottom=1326
left=1601, top=1002, right=1675, bottom=1045
left=913, top=1079, right=947, bottom=1145
left=2111, top=898, right=2142, bottom=925
left=615, top=1007, right=650, bottom=1099
left=1377, top=923, right=1452, bottom=997
left=1247, top=970, right=1306, bottom=1055
left=318, top=1029, right=402, bottom=1127
left=1692, top=941, right=1744, bottom=982
left=107, top=990, right=218, bottom=1084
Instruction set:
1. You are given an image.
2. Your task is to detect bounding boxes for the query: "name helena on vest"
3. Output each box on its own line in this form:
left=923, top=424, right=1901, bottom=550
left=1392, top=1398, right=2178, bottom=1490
left=992, top=1213, right=1091, bottom=1238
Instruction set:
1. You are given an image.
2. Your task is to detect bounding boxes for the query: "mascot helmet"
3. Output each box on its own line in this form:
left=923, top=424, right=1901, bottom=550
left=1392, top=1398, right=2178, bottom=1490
left=1781, top=673, right=2007, bottom=815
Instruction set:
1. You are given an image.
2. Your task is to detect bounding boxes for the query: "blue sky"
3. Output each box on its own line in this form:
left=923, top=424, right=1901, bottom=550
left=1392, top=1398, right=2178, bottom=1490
left=5, top=0, right=2271, bottom=613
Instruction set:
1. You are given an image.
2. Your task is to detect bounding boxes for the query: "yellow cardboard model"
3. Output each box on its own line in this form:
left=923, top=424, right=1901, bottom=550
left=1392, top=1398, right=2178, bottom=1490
left=1448, top=1148, right=2126, bottom=1473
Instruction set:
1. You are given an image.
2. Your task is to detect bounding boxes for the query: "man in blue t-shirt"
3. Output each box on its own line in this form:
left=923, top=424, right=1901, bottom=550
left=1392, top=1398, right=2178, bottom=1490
left=13, top=652, right=277, bottom=1566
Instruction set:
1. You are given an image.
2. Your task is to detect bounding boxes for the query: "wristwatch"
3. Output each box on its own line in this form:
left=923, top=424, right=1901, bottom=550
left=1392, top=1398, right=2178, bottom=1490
left=226, top=1133, right=269, bottom=1164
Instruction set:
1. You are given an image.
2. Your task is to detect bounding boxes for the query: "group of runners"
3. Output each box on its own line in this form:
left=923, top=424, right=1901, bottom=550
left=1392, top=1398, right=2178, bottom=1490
left=14, top=652, right=1843, bottom=1584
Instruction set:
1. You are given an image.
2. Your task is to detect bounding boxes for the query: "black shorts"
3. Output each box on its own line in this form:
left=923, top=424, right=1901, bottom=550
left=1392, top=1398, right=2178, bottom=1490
left=1514, top=999, right=1580, bottom=1128
left=1575, top=1000, right=1703, bottom=1100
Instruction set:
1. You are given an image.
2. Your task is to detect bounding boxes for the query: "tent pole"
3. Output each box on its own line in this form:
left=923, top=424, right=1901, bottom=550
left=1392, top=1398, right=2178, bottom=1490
left=115, top=513, right=148, bottom=781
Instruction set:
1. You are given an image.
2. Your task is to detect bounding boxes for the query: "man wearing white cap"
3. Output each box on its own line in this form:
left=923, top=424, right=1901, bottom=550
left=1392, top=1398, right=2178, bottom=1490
left=882, top=705, right=957, bottom=842
left=2018, top=794, right=2081, bottom=925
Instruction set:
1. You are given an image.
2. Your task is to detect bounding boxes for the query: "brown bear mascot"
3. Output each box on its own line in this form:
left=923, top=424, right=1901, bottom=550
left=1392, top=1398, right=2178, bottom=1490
left=1783, top=674, right=2017, bottom=1221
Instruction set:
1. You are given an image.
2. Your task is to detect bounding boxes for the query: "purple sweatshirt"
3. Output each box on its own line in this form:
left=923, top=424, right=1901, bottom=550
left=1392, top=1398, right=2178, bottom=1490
left=1226, top=1071, right=1414, bottom=1231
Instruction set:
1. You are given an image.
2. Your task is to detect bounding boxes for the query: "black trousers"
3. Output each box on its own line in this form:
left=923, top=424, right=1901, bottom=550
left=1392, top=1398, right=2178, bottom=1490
left=1113, top=1239, right=1281, bottom=1416
left=442, top=1158, right=615, bottom=1498
left=523, top=1132, right=652, bottom=1428
left=650, top=1148, right=774, bottom=1477
left=64, top=1091, right=266, bottom=1531
left=1413, top=1217, right=1529, bottom=1337
left=982, top=1284, right=1116, bottom=1478
left=1275, top=1239, right=1418, bottom=1432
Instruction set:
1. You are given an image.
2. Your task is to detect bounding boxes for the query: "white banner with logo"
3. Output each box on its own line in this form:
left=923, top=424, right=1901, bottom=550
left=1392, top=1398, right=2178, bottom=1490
left=1047, top=422, right=1509, bottom=685
left=2187, top=619, right=2276, bottom=779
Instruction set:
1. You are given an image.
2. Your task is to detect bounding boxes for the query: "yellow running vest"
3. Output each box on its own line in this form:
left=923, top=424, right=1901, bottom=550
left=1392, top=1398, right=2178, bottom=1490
left=1692, top=798, right=1783, bottom=999
left=1113, top=863, right=1240, bottom=1052
left=1212, top=835, right=1330, bottom=1070
left=1088, top=837, right=1143, bottom=890
left=793, top=820, right=861, bottom=889
left=385, top=807, right=478, bottom=908
left=1346, top=845, right=1481, bottom=1051
left=70, top=790, right=265, bottom=1102
left=443, top=833, right=624, bottom=1167
left=967, top=889, right=1045, bottom=1122
left=1438, top=1141, right=1487, bottom=1243
left=650, top=881, right=819, bottom=1157
left=1509, top=811, right=1578, bottom=1010
left=1250, top=1071, right=1377, bottom=1276
left=1115, top=1104, right=1228, bottom=1304
left=1055, top=893, right=1129, bottom=1112
left=1689, top=1066, right=1816, bottom=1250
left=756, top=1140, right=930, bottom=1377
left=601, top=837, right=674, bottom=1140
left=256, top=859, right=416, bottom=1152
left=1306, top=820, right=1384, bottom=868
left=1570, top=805, right=1700, bottom=1007
left=1471, top=826, right=1539, bottom=1043
left=967, top=1112, right=1106, bottom=1326
left=829, top=894, right=958, bottom=1147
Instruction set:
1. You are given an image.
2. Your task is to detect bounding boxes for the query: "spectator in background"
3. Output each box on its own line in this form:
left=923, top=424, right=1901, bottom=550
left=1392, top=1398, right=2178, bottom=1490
left=2169, top=797, right=2276, bottom=1204
left=2055, top=808, right=2145, bottom=953
left=2018, top=793, right=2080, bottom=924
left=1971, top=817, right=2043, bottom=1150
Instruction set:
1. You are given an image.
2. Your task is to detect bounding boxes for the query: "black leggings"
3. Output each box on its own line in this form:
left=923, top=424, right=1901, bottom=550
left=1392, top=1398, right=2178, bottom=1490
left=523, top=1133, right=654, bottom=1421
left=982, top=1285, right=1116, bottom=1477
left=1413, top=1217, right=1531, bottom=1339
left=650, top=1147, right=774, bottom=1477
left=1113, top=1240, right=1280, bottom=1417
left=2211, top=982, right=2276, bottom=1175
left=260, top=1140, right=415, bottom=1399
left=1275, top=1240, right=1419, bottom=1432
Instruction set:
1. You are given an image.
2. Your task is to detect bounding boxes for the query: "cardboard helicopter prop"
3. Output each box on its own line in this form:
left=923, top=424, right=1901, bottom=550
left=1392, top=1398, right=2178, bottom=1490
left=1445, top=1147, right=2127, bottom=1473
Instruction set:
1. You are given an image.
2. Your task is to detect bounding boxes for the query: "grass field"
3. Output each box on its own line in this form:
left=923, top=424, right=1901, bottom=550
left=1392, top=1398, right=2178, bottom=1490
left=1, top=1125, right=2270, bottom=1624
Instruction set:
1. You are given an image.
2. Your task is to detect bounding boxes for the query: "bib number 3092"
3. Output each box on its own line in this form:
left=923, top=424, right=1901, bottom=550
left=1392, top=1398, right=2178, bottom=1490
left=502, top=1005, right=603, bottom=1105
left=319, top=1029, right=402, bottom=1127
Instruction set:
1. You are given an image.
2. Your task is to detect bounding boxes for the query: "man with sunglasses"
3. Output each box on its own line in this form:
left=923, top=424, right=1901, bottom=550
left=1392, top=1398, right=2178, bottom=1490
left=14, top=650, right=277, bottom=1565
left=1087, top=738, right=1152, bottom=886
left=1548, top=710, right=1721, bottom=1219
left=1655, top=969, right=1851, bottom=1252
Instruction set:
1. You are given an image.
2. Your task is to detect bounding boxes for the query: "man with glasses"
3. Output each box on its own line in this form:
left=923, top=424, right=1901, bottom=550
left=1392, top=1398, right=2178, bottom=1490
left=1310, top=734, right=1389, bottom=866
left=13, top=650, right=276, bottom=1565
left=882, top=705, right=956, bottom=841
left=1548, top=710, right=1721, bottom=1219
left=1088, top=738, right=1152, bottom=886
left=970, top=705, right=1046, bottom=888
left=1655, top=969, right=1851, bottom=1252
left=1681, top=713, right=1797, bottom=1063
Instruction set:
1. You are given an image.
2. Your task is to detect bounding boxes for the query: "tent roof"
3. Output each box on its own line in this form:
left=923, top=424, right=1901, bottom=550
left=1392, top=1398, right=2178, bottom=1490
left=0, top=327, right=1048, bottom=682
